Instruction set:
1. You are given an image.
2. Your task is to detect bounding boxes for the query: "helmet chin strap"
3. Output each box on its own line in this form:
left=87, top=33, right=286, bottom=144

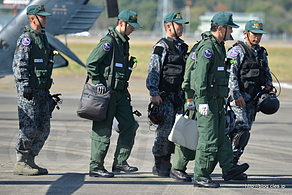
left=123, top=22, right=127, bottom=36
left=35, top=15, right=44, bottom=29
left=171, top=22, right=179, bottom=39
left=223, top=26, right=228, bottom=41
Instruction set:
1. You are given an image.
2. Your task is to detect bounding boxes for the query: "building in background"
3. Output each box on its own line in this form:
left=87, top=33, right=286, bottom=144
left=3, top=0, right=29, bottom=4
left=152, top=0, right=173, bottom=38
left=196, top=12, right=265, bottom=40
left=0, top=0, right=28, bottom=30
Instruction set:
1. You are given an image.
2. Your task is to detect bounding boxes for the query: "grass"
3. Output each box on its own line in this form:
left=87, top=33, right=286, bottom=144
left=53, top=38, right=292, bottom=82
left=53, top=41, right=153, bottom=78
left=264, top=47, right=292, bottom=81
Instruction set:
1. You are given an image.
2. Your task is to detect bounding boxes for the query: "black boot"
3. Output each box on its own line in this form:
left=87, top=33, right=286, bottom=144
left=152, top=155, right=171, bottom=177
left=222, top=163, right=249, bottom=181
left=159, top=155, right=171, bottom=177
left=170, top=169, right=192, bottom=182
left=152, top=156, right=161, bottom=176
left=153, top=155, right=171, bottom=177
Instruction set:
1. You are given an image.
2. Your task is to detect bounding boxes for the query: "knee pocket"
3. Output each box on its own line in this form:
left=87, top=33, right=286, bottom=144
left=197, top=151, right=215, bottom=169
left=91, top=135, right=110, bottom=152
left=197, top=143, right=218, bottom=153
left=91, top=135, right=110, bottom=144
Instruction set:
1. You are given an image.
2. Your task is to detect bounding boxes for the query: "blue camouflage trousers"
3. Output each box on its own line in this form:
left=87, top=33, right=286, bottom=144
left=229, top=93, right=257, bottom=132
left=15, top=84, right=51, bottom=156
left=152, top=97, right=183, bottom=157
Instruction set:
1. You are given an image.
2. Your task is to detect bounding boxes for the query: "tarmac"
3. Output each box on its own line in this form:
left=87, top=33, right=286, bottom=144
left=0, top=74, right=292, bottom=195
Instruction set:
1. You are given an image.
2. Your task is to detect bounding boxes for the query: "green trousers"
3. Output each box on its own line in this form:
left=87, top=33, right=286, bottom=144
left=90, top=90, right=137, bottom=171
left=194, top=97, right=233, bottom=181
left=171, top=104, right=196, bottom=171
left=171, top=144, right=196, bottom=171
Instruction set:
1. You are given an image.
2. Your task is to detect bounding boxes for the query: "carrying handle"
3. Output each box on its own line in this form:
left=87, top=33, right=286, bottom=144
left=183, top=109, right=196, bottom=120
left=85, top=75, right=90, bottom=83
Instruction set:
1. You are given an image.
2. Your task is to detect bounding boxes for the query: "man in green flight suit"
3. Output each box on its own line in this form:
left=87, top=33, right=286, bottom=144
left=86, top=9, right=141, bottom=178
left=186, top=12, right=249, bottom=188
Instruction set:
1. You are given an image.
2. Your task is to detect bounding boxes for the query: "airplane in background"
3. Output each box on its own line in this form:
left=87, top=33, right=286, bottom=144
left=0, top=0, right=118, bottom=77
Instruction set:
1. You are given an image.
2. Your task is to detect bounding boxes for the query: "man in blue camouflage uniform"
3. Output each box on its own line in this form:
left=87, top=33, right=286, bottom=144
left=12, top=5, right=53, bottom=175
left=146, top=12, right=189, bottom=177
left=227, top=20, right=273, bottom=164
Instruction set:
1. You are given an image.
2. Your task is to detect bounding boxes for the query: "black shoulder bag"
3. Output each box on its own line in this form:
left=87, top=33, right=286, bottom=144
left=77, top=36, right=115, bottom=121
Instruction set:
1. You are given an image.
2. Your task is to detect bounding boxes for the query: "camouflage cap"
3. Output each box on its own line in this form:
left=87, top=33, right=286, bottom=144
left=245, top=20, right=267, bottom=34
left=211, top=11, right=239, bottom=28
left=27, top=5, right=51, bottom=16
left=164, top=12, right=189, bottom=24
left=118, top=10, right=142, bottom=28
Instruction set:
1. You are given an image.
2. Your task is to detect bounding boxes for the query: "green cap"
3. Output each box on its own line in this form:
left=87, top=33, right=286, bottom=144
left=211, top=11, right=239, bottom=28
left=164, top=12, right=189, bottom=24
left=118, top=10, right=142, bottom=28
left=245, top=20, right=266, bottom=34
left=27, top=5, right=51, bottom=16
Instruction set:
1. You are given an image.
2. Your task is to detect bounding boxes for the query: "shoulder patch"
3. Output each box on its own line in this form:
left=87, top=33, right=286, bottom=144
left=21, top=37, right=31, bottom=46
left=203, top=49, right=212, bottom=58
left=102, top=42, right=111, bottom=51
left=191, top=52, right=196, bottom=60
left=230, top=49, right=239, bottom=57
left=153, top=46, right=164, bottom=56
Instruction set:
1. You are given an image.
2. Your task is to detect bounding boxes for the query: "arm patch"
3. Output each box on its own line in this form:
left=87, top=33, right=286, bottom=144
left=153, top=46, right=164, bottom=56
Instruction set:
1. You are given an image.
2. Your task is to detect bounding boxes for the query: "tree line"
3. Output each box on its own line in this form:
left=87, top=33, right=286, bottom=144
left=90, top=0, right=292, bottom=37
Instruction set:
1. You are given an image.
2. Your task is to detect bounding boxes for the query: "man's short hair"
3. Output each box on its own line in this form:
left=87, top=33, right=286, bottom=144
left=210, top=23, right=219, bottom=32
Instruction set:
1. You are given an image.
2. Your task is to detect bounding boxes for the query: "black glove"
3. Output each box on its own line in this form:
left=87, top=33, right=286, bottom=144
left=23, top=86, right=33, bottom=100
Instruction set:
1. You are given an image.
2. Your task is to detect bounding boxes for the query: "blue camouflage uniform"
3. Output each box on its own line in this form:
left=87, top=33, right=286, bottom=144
left=146, top=37, right=187, bottom=157
left=227, top=41, right=272, bottom=163
left=146, top=36, right=188, bottom=177
left=12, top=25, right=53, bottom=156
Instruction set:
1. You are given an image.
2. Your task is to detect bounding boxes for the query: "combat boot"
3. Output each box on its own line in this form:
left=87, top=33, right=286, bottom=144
left=153, top=155, right=171, bottom=177
left=222, top=163, right=249, bottom=181
left=13, top=153, right=39, bottom=176
left=26, top=154, right=48, bottom=175
left=159, top=155, right=171, bottom=177
left=152, top=156, right=161, bottom=175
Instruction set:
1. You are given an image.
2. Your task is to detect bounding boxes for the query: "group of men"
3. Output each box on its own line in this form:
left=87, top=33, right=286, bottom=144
left=146, top=11, right=273, bottom=188
left=12, top=4, right=273, bottom=188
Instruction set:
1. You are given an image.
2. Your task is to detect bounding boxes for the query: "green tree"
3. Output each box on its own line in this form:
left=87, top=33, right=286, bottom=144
left=88, top=0, right=292, bottom=36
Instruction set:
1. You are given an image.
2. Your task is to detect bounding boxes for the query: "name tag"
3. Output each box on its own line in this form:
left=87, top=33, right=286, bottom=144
left=115, top=63, right=123, bottom=67
left=218, top=67, right=224, bottom=71
left=34, top=59, right=43, bottom=63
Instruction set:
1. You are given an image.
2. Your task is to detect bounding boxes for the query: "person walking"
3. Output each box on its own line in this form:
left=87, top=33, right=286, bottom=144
left=86, top=10, right=141, bottom=178
left=146, top=12, right=189, bottom=177
left=226, top=20, right=273, bottom=165
left=169, top=40, right=198, bottom=182
left=189, top=12, right=249, bottom=188
left=12, top=5, right=53, bottom=175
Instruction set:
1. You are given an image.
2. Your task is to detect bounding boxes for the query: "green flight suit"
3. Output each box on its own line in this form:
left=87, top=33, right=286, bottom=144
left=171, top=142, right=196, bottom=171
left=190, top=31, right=233, bottom=181
left=86, top=26, right=137, bottom=171
left=171, top=47, right=197, bottom=171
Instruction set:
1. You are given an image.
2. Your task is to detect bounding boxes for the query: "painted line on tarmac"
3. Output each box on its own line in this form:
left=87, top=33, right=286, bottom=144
left=0, top=94, right=149, bottom=102
left=279, top=82, right=292, bottom=89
